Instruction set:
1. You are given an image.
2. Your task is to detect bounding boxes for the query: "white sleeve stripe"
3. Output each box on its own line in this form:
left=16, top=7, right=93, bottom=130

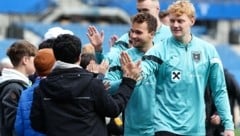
left=210, top=58, right=221, bottom=64
left=210, top=58, right=223, bottom=68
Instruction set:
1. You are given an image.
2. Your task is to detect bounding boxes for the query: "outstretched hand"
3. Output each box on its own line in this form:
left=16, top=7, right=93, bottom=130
left=98, top=60, right=109, bottom=74
left=120, top=52, right=141, bottom=81
left=86, top=60, right=109, bottom=75
left=86, top=25, right=104, bottom=52
left=86, top=60, right=99, bottom=73
left=109, top=35, right=118, bottom=47
left=223, top=130, right=234, bottom=136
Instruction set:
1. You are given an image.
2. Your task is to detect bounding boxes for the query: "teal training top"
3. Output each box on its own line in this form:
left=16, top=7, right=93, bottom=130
left=104, top=25, right=172, bottom=136
left=106, top=24, right=172, bottom=94
left=96, top=24, right=172, bottom=65
left=141, top=36, right=234, bottom=135
left=95, top=33, right=129, bottom=64
left=106, top=47, right=157, bottom=136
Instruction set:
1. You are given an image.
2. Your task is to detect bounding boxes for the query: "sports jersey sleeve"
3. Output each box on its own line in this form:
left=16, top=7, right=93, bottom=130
left=141, top=44, right=163, bottom=81
left=104, top=55, right=123, bottom=94
left=95, top=33, right=129, bottom=64
left=208, top=48, right=234, bottom=130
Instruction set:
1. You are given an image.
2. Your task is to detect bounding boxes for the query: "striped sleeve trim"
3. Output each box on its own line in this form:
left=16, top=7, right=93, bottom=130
left=109, top=66, right=122, bottom=72
left=142, top=55, right=163, bottom=65
left=115, top=41, right=129, bottom=48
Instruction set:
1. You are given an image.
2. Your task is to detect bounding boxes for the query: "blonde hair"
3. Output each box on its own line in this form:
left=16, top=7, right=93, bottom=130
left=82, top=43, right=95, bottom=54
left=167, top=0, right=195, bottom=19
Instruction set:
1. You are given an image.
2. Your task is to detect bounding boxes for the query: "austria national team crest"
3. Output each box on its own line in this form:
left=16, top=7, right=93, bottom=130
left=171, top=70, right=181, bottom=82
left=192, top=51, right=201, bottom=63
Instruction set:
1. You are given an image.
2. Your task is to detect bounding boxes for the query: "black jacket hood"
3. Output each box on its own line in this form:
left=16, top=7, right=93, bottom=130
left=39, top=67, right=93, bottom=100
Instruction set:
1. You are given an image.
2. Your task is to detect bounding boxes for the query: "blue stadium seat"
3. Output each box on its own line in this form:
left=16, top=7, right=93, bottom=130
left=17, top=22, right=130, bottom=53
left=82, top=0, right=240, bottom=20
left=17, top=22, right=209, bottom=52
left=0, top=39, right=18, bottom=59
left=0, top=0, right=56, bottom=14
left=216, top=45, right=240, bottom=84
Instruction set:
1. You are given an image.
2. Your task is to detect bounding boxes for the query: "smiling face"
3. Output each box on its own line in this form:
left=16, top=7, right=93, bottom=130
left=130, top=22, right=154, bottom=49
left=129, top=13, right=157, bottom=52
left=169, top=13, right=195, bottom=41
left=167, top=1, right=196, bottom=42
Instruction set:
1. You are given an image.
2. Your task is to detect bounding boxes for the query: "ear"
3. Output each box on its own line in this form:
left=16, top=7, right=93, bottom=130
left=22, top=56, right=29, bottom=65
left=150, top=31, right=155, bottom=38
left=190, top=17, right=196, bottom=26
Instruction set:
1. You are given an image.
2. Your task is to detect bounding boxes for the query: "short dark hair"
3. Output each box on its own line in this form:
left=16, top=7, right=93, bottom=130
left=38, top=38, right=55, bottom=49
left=131, top=12, right=157, bottom=33
left=53, top=34, right=81, bottom=63
left=159, top=10, right=169, bottom=19
left=80, top=53, right=96, bottom=69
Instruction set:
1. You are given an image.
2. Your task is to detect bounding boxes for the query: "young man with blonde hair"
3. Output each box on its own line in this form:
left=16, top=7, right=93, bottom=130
left=121, top=0, right=234, bottom=135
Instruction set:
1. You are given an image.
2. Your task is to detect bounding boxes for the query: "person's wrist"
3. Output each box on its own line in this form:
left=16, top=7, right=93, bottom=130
left=123, top=73, right=139, bottom=81
left=94, top=44, right=102, bottom=52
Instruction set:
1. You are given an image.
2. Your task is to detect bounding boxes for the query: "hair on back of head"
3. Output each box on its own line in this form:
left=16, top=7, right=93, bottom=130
left=168, top=0, right=195, bottom=18
left=38, top=38, right=55, bottom=50
left=7, top=40, right=37, bottom=67
left=80, top=53, right=96, bottom=69
left=53, top=34, right=81, bottom=64
left=132, top=12, right=157, bottom=33
left=34, top=48, right=55, bottom=76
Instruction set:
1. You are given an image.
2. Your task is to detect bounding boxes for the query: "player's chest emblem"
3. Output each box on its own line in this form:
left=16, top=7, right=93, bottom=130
left=192, top=51, right=201, bottom=63
left=171, top=70, right=181, bottom=82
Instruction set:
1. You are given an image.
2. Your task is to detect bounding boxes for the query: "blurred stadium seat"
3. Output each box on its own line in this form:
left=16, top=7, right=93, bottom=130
left=81, top=0, right=240, bottom=20
left=0, top=0, right=56, bottom=14
left=0, top=0, right=239, bottom=81
left=0, top=39, right=18, bottom=59
left=16, top=22, right=208, bottom=52
left=216, top=45, right=240, bottom=84
left=16, top=22, right=130, bottom=53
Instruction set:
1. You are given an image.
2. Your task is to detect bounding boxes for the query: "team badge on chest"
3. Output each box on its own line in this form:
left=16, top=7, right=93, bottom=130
left=192, top=51, right=201, bottom=63
left=171, top=70, right=181, bottom=82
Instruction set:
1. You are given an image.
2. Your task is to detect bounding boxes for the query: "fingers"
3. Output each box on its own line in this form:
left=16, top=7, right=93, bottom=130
left=103, top=81, right=110, bottom=90
left=100, top=30, right=104, bottom=38
left=89, top=60, right=96, bottom=64
left=109, top=35, right=118, bottom=47
left=210, top=114, right=217, bottom=119
left=99, top=60, right=109, bottom=74
left=86, top=60, right=98, bottom=73
left=87, top=25, right=98, bottom=36
left=136, top=60, right=141, bottom=67
left=101, top=60, right=109, bottom=68
left=210, top=114, right=221, bottom=125
left=120, top=52, right=131, bottom=65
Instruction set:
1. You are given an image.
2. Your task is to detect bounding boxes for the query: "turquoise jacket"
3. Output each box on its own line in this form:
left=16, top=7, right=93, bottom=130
left=106, top=24, right=172, bottom=94
left=96, top=33, right=129, bottom=64
left=106, top=47, right=156, bottom=136
left=141, top=36, right=234, bottom=135
left=104, top=25, right=172, bottom=136
left=96, top=24, right=171, bottom=65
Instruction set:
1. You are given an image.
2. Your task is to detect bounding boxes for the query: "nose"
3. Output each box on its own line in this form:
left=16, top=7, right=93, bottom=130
left=130, top=31, right=137, bottom=39
left=171, top=21, right=179, bottom=27
left=132, top=33, right=137, bottom=38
